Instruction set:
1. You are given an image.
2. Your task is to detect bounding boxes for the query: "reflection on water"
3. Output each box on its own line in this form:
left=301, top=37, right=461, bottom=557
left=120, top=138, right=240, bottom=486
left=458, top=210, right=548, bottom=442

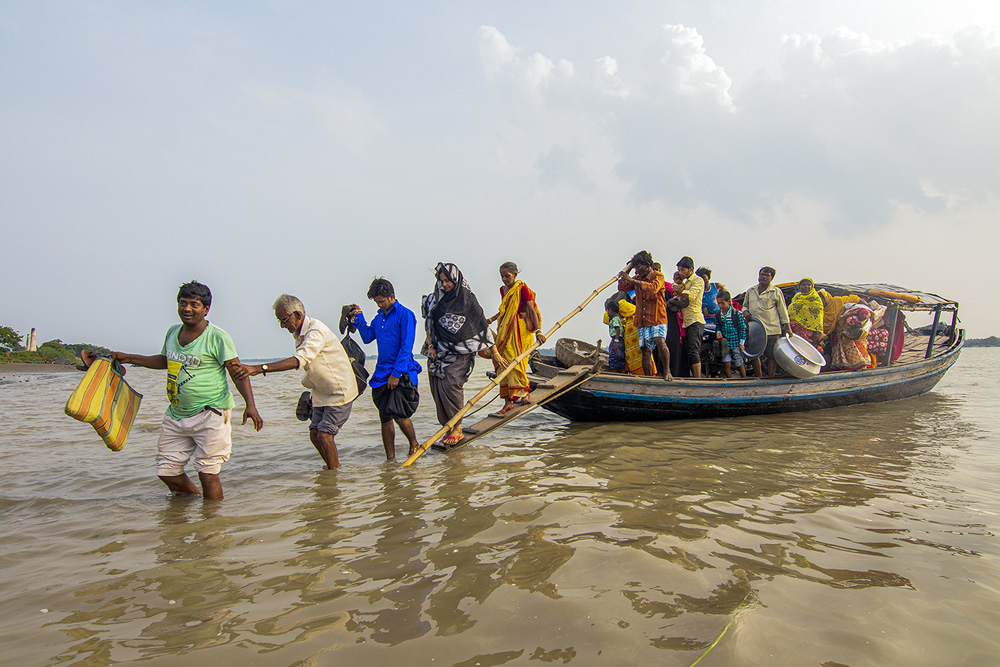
left=2, top=353, right=999, bottom=664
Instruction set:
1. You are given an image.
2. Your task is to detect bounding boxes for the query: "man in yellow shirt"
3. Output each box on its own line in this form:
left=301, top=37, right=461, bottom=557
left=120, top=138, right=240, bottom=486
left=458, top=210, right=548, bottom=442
left=672, top=256, right=706, bottom=378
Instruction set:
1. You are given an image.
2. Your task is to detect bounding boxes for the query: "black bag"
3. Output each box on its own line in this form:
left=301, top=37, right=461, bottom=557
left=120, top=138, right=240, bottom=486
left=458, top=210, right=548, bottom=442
left=383, top=372, right=419, bottom=419
left=341, top=333, right=370, bottom=395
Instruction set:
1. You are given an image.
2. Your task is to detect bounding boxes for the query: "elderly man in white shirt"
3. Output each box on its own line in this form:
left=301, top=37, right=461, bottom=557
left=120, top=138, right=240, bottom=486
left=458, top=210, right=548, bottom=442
left=237, top=295, right=359, bottom=468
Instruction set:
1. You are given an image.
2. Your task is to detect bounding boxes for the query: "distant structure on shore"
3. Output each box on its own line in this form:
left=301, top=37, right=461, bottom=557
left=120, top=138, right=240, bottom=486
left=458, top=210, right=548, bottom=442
left=26, top=328, right=37, bottom=352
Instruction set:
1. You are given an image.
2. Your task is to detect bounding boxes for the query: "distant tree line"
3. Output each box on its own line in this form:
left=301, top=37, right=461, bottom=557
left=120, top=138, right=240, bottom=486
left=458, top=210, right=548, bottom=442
left=0, top=325, right=110, bottom=363
left=965, top=336, right=1000, bottom=348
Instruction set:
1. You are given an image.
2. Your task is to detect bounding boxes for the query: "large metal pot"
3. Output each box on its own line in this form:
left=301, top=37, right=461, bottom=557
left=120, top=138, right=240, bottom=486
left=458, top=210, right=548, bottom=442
left=773, top=333, right=826, bottom=378
left=743, top=320, right=767, bottom=360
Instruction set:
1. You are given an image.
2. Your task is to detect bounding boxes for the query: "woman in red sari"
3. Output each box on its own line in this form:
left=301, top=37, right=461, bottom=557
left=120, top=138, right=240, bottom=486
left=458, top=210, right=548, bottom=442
left=487, top=262, right=545, bottom=416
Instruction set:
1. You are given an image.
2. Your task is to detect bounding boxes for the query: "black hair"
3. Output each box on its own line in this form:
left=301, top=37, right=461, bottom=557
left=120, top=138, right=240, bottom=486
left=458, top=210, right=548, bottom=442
left=676, top=256, right=695, bottom=270
left=630, top=250, right=653, bottom=268
left=177, top=281, right=212, bottom=308
left=760, top=266, right=776, bottom=278
left=717, top=290, right=732, bottom=301
left=367, top=277, right=395, bottom=300
left=696, top=266, right=712, bottom=279
left=605, top=299, right=620, bottom=313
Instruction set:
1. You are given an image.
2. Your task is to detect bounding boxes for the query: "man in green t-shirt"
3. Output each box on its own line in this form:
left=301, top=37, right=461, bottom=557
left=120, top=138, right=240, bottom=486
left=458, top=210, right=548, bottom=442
left=112, top=281, right=263, bottom=499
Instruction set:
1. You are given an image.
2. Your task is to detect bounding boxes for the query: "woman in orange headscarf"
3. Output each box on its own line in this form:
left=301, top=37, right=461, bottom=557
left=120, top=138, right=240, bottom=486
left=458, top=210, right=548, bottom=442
left=487, top=262, right=545, bottom=416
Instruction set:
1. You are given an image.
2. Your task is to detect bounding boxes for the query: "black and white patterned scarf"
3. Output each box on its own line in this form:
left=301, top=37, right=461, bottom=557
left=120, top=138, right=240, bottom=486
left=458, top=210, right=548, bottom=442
left=421, top=263, right=493, bottom=377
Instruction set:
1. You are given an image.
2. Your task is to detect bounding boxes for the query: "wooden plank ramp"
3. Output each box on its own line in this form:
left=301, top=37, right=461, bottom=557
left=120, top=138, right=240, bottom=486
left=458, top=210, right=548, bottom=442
left=432, top=365, right=593, bottom=452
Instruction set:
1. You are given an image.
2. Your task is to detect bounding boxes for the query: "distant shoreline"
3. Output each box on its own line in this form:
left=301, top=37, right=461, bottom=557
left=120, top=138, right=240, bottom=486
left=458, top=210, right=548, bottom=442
left=0, top=363, right=80, bottom=375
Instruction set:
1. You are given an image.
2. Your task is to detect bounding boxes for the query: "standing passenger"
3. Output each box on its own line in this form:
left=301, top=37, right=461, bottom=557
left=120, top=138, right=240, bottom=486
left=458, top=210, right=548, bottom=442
left=674, top=256, right=705, bottom=378
left=235, top=295, right=358, bottom=469
left=619, top=251, right=672, bottom=380
left=349, top=278, right=421, bottom=461
left=606, top=300, right=627, bottom=372
left=743, top=266, right=791, bottom=377
left=421, top=263, right=497, bottom=446
left=111, top=281, right=263, bottom=499
left=666, top=271, right=686, bottom=378
left=715, top=290, right=747, bottom=378
left=486, top=262, right=546, bottom=415
left=697, top=267, right=722, bottom=327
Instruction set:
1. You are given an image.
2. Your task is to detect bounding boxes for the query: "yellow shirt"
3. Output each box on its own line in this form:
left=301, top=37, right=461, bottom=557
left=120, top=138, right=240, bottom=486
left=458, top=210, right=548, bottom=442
left=681, top=275, right=706, bottom=326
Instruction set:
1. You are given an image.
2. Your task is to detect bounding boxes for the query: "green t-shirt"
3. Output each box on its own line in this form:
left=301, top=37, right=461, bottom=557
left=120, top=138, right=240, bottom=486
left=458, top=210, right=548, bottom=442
left=161, top=322, right=237, bottom=419
left=608, top=314, right=624, bottom=339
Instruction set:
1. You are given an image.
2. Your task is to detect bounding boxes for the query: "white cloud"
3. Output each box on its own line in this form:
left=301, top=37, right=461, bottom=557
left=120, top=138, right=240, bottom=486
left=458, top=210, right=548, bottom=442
left=594, top=56, right=630, bottom=98
left=655, top=24, right=735, bottom=110
left=478, top=25, right=573, bottom=97
left=478, top=25, right=517, bottom=78
left=479, top=22, right=1000, bottom=244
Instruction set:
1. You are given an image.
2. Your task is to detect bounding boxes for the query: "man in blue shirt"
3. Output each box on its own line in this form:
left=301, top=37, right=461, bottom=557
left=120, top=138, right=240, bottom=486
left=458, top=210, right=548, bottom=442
left=349, top=277, right=422, bottom=460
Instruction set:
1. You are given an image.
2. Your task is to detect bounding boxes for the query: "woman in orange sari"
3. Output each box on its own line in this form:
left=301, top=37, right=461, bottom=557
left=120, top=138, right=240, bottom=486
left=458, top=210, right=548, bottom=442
left=487, top=262, right=545, bottom=416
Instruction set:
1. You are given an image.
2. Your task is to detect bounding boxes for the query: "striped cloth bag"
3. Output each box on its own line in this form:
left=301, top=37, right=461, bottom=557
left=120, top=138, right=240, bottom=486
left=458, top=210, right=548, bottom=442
left=65, top=358, right=143, bottom=451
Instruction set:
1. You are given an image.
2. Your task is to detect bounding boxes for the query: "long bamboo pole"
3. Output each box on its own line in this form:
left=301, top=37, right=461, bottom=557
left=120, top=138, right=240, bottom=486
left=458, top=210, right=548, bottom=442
left=402, top=263, right=631, bottom=466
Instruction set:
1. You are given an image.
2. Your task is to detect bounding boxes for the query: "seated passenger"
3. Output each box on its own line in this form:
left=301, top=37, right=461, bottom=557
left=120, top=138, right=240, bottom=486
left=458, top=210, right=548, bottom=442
left=818, top=288, right=862, bottom=337
left=715, top=290, right=747, bottom=378
left=830, top=302, right=876, bottom=370
left=788, top=278, right=825, bottom=349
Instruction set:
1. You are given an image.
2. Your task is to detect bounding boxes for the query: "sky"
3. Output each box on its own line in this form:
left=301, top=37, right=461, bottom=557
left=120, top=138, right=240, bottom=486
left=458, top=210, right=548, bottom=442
left=2, top=1, right=1000, bottom=358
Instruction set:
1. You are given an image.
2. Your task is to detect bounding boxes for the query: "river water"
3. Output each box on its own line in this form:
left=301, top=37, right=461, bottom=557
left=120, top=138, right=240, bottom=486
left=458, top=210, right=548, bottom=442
left=1, top=350, right=997, bottom=665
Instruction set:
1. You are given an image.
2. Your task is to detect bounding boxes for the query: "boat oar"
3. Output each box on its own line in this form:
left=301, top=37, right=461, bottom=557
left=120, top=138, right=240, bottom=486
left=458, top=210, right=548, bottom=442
left=402, top=262, right=631, bottom=466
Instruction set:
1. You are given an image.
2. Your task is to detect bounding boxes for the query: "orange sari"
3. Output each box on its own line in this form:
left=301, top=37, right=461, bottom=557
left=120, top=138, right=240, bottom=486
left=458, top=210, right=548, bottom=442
left=496, top=280, right=540, bottom=400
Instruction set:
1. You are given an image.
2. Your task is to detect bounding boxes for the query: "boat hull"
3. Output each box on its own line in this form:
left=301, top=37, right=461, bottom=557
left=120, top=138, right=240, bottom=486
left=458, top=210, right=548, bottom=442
left=530, top=335, right=962, bottom=422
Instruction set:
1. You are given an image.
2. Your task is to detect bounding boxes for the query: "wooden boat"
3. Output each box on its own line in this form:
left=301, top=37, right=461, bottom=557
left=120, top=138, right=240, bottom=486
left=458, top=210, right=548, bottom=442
left=555, top=337, right=607, bottom=367
left=528, top=283, right=963, bottom=422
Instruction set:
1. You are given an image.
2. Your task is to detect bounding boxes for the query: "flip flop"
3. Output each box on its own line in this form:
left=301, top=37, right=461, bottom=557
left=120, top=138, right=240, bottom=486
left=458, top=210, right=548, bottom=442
left=441, top=434, right=464, bottom=446
left=296, top=391, right=313, bottom=421
left=338, top=305, right=357, bottom=335
left=76, top=349, right=100, bottom=372
left=490, top=404, right=517, bottom=417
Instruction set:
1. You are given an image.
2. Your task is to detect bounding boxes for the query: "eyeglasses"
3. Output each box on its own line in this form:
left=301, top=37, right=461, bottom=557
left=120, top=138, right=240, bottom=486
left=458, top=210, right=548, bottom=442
left=278, top=314, right=295, bottom=326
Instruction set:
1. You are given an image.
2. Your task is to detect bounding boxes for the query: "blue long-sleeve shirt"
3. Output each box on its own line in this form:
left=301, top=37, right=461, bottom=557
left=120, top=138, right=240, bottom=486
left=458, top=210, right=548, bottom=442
left=353, top=301, right=422, bottom=388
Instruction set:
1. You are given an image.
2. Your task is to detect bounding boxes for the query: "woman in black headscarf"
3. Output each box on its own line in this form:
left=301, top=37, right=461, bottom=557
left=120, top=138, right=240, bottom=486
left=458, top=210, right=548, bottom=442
left=421, top=262, right=499, bottom=446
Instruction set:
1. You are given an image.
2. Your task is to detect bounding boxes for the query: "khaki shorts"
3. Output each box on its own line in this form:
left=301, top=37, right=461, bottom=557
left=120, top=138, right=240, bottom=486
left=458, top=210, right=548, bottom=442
left=156, top=409, right=232, bottom=476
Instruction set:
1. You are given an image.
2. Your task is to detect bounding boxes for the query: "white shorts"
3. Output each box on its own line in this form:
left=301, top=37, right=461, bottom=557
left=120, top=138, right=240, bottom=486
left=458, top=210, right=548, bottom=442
left=156, top=409, right=232, bottom=476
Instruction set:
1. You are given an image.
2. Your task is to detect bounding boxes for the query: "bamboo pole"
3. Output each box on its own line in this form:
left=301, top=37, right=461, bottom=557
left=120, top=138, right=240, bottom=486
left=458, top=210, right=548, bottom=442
left=402, top=263, right=631, bottom=466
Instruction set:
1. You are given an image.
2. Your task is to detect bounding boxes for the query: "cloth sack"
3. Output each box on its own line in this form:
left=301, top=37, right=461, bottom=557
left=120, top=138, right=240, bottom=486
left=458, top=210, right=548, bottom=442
left=65, top=358, right=143, bottom=451
left=383, top=373, right=419, bottom=419
left=340, top=333, right=370, bottom=395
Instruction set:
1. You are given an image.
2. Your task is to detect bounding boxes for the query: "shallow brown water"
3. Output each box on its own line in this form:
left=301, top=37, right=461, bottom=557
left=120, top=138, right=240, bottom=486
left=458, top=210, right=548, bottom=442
left=1, top=351, right=998, bottom=665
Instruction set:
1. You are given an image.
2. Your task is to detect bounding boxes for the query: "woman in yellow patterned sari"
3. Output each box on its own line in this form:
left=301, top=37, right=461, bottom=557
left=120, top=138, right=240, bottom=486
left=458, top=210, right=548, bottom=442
left=487, top=262, right=545, bottom=416
left=787, top=278, right=825, bottom=348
